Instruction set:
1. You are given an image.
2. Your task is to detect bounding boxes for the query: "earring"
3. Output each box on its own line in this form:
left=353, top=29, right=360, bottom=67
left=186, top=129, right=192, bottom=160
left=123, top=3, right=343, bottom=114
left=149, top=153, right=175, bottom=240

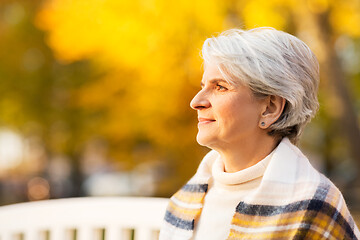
left=261, top=122, right=265, bottom=127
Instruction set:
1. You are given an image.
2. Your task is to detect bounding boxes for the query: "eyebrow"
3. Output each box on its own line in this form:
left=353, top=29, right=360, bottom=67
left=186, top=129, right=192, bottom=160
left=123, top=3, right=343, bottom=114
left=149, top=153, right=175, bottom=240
left=200, top=78, right=229, bottom=87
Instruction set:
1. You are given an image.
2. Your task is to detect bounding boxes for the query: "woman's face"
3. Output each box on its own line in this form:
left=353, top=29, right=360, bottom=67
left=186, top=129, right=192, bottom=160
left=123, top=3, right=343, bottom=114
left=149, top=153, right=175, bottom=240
left=190, top=63, right=265, bottom=150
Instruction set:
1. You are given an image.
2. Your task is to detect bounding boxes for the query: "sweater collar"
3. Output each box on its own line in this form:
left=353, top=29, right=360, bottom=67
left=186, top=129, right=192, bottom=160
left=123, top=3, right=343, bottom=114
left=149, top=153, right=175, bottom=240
left=212, top=151, right=273, bottom=186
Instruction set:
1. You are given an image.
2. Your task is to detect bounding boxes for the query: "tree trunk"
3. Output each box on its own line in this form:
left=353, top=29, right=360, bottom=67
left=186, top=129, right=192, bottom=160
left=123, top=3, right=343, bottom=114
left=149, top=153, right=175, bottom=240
left=292, top=5, right=360, bottom=206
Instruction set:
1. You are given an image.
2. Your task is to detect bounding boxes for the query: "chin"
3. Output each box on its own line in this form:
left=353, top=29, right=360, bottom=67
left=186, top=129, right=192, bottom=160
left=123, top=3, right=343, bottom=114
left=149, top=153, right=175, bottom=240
left=196, top=133, right=216, bottom=148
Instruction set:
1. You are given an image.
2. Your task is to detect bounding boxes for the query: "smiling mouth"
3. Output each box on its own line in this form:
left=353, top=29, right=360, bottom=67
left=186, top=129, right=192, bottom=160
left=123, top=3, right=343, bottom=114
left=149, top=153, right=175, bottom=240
left=198, top=118, right=216, bottom=124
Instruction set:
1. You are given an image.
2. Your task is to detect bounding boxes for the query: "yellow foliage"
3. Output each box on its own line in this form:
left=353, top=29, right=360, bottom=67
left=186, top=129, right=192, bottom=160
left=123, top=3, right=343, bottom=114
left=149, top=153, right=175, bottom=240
left=36, top=0, right=224, bottom=67
left=33, top=0, right=360, bottom=193
left=35, top=0, right=226, bottom=167
left=330, top=0, right=360, bottom=37
left=307, top=0, right=330, bottom=14
left=241, top=0, right=288, bottom=29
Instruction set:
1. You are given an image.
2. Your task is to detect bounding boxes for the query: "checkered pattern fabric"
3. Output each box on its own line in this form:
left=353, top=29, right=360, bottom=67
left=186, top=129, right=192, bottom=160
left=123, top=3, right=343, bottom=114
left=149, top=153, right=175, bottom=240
left=160, top=138, right=360, bottom=240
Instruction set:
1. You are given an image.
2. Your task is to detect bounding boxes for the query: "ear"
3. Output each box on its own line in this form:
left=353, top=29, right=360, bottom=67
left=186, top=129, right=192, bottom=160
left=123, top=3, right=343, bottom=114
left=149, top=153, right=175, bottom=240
left=259, top=95, right=286, bottom=129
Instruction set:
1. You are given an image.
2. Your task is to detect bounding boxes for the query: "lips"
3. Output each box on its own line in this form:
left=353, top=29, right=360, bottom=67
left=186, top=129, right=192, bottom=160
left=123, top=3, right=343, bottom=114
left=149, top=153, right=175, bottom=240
left=198, top=117, right=216, bottom=124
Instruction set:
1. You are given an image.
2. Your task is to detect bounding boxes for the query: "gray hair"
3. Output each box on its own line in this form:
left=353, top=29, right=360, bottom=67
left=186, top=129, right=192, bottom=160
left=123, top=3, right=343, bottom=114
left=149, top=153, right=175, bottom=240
left=202, top=27, right=320, bottom=144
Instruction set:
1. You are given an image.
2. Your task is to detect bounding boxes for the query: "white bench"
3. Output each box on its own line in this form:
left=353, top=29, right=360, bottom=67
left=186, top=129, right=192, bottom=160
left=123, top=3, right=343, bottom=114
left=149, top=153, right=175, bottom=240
left=0, top=197, right=169, bottom=240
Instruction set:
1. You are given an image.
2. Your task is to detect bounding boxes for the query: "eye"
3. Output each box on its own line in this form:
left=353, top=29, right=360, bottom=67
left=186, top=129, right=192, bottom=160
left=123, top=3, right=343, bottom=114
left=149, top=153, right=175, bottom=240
left=216, top=84, right=227, bottom=91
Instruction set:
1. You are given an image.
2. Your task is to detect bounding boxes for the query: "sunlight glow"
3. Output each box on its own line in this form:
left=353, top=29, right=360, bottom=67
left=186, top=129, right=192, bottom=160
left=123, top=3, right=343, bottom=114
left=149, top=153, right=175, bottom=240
left=0, top=129, right=24, bottom=170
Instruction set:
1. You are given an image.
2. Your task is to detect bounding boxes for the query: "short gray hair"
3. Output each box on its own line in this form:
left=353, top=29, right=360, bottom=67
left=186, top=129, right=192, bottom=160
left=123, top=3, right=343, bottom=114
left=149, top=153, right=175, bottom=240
left=202, top=27, right=320, bottom=144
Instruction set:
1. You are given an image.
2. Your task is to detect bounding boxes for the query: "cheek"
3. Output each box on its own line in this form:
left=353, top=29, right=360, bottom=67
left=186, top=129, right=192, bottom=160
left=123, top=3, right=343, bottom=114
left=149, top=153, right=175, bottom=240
left=215, top=101, right=242, bottom=126
left=220, top=99, right=260, bottom=127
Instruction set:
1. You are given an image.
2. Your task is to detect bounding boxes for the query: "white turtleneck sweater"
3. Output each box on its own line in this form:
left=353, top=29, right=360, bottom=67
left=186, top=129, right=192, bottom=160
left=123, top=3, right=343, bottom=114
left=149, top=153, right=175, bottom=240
left=192, top=152, right=273, bottom=240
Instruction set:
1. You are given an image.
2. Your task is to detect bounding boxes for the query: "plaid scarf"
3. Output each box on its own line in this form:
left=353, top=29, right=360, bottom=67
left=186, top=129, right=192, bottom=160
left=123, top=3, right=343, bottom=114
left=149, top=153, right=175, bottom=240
left=160, top=138, right=360, bottom=239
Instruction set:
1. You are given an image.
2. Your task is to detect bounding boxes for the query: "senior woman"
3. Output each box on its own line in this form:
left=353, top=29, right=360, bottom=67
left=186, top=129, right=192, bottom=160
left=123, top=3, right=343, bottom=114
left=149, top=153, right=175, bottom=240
left=159, top=27, right=360, bottom=240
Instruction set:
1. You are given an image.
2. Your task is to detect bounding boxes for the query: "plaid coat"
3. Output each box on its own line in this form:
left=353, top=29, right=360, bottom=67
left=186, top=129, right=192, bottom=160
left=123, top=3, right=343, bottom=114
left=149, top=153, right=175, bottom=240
left=160, top=138, right=360, bottom=240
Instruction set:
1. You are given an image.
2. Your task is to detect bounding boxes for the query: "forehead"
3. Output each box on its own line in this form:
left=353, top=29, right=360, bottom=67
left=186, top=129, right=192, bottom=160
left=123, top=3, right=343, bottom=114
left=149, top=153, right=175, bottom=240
left=203, top=63, right=223, bottom=78
left=201, top=63, right=233, bottom=86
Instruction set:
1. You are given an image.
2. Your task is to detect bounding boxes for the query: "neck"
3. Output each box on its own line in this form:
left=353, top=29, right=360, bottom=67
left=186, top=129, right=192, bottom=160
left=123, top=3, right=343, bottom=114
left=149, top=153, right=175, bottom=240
left=215, top=135, right=279, bottom=173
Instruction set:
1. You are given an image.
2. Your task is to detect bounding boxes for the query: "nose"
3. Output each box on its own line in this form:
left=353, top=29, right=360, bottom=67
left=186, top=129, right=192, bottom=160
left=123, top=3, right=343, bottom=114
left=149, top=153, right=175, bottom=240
left=190, top=90, right=211, bottom=110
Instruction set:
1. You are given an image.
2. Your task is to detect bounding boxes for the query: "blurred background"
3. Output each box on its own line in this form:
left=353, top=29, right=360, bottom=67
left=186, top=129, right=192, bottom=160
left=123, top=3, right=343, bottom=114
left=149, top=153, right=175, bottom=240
left=0, top=0, right=359, bottom=218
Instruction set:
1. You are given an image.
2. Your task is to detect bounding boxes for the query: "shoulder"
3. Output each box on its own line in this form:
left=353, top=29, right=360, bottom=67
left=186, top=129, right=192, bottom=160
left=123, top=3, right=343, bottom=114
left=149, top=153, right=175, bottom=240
left=264, top=137, right=328, bottom=184
left=301, top=176, right=359, bottom=239
left=260, top=139, right=360, bottom=238
left=261, top=138, right=349, bottom=204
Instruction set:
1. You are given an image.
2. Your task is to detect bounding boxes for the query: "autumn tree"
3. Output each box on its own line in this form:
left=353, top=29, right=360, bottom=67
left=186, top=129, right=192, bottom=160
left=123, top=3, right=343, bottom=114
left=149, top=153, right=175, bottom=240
left=1, top=0, right=359, bottom=202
